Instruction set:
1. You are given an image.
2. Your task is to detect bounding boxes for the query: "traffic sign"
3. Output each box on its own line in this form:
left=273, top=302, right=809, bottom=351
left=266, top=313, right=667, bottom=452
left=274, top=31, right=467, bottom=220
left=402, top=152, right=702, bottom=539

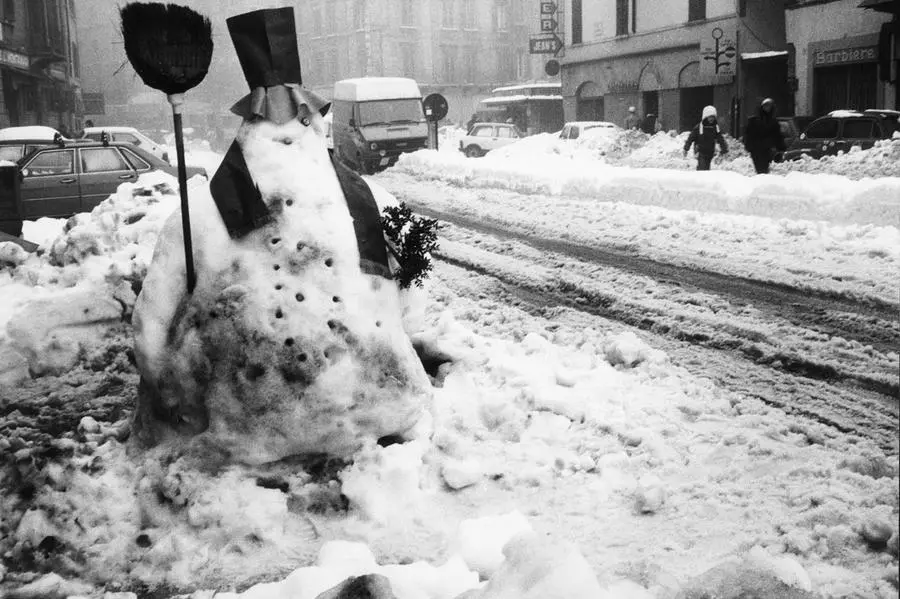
left=423, top=93, right=449, bottom=122
left=540, top=1, right=557, bottom=15
left=540, top=17, right=558, bottom=32
left=529, top=35, right=563, bottom=55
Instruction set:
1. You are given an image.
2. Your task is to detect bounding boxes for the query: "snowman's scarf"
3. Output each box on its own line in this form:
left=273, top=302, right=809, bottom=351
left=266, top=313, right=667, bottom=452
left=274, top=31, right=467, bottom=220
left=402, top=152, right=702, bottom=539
left=209, top=141, right=392, bottom=279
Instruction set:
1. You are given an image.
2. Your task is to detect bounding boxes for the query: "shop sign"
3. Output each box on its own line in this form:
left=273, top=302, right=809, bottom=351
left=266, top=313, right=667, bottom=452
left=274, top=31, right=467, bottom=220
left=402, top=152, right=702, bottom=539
left=609, top=80, right=639, bottom=93
left=0, top=48, right=30, bottom=70
left=700, top=26, right=737, bottom=78
left=813, top=46, right=877, bottom=67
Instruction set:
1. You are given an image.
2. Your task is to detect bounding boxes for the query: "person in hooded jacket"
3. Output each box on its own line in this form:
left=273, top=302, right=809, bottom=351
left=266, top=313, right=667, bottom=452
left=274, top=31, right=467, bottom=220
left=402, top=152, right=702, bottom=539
left=683, top=105, right=728, bottom=171
left=743, top=98, right=786, bottom=174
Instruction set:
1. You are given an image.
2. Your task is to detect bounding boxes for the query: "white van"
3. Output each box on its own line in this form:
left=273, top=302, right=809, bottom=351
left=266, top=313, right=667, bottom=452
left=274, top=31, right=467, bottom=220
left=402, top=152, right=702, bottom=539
left=331, top=77, right=427, bottom=174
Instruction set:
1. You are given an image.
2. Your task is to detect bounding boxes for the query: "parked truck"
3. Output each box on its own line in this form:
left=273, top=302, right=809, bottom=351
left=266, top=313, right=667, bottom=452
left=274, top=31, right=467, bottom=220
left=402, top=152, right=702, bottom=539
left=330, top=77, right=428, bottom=174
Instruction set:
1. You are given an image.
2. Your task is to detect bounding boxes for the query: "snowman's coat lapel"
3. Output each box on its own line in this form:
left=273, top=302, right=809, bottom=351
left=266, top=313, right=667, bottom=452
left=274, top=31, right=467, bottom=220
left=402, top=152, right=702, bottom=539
left=209, top=141, right=275, bottom=238
left=208, top=141, right=392, bottom=279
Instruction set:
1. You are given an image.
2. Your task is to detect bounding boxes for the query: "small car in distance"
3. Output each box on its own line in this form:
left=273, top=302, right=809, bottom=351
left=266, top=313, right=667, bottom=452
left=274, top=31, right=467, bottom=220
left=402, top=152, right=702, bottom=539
left=559, top=121, right=617, bottom=140
left=782, top=112, right=894, bottom=161
left=459, top=123, right=524, bottom=157
left=82, top=126, right=169, bottom=162
left=9, top=140, right=206, bottom=224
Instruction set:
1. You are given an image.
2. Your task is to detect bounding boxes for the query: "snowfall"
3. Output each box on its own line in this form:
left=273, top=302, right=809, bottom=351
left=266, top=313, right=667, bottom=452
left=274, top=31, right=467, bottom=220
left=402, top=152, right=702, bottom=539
left=0, top=128, right=898, bottom=599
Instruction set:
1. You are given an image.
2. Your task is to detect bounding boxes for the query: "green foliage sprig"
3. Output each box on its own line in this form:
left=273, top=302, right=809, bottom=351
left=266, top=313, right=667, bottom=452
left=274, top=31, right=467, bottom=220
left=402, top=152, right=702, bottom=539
left=381, top=203, right=442, bottom=289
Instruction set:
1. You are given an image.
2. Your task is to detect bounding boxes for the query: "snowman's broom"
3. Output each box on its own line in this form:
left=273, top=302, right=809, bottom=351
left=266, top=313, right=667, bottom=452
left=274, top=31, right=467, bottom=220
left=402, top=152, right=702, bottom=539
left=120, top=3, right=213, bottom=294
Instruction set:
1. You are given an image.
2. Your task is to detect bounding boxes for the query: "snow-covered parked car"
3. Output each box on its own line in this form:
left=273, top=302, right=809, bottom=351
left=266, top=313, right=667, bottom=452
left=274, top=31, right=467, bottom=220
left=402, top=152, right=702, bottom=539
left=458, top=122, right=524, bottom=157
left=559, top=121, right=617, bottom=140
left=782, top=111, right=896, bottom=161
left=81, top=126, right=169, bottom=163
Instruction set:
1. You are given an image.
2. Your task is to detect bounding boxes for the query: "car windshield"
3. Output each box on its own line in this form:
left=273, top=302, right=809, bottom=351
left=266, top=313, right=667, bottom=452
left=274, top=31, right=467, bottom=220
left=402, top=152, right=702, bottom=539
left=358, top=99, right=424, bottom=126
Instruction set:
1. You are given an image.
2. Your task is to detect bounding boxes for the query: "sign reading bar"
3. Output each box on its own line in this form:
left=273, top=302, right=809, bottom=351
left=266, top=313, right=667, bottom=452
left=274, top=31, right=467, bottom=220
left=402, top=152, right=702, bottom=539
left=814, top=46, right=877, bottom=67
left=0, top=48, right=30, bottom=70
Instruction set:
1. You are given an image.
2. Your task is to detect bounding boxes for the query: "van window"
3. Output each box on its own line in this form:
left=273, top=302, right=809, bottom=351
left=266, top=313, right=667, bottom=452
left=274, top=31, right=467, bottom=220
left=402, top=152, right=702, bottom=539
left=358, top=99, right=424, bottom=126
left=332, top=100, right=353, bottom=125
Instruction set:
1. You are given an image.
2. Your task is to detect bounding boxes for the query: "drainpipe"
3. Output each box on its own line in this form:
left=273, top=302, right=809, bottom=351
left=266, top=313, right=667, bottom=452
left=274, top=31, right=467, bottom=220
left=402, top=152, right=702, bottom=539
left=733, top=29, right=742, bottom=138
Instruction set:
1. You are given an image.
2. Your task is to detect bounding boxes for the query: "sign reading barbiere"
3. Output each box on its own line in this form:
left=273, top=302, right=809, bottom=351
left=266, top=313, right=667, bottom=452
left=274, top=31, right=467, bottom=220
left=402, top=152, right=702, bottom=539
left=699, top=26, right=737, bottom=79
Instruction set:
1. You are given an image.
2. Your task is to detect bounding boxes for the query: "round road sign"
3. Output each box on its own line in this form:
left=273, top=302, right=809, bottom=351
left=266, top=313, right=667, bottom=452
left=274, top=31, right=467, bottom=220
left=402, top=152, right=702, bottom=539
left=545, top=60, right=560, bottom=76
left=423, top=93, right=449, bottom=122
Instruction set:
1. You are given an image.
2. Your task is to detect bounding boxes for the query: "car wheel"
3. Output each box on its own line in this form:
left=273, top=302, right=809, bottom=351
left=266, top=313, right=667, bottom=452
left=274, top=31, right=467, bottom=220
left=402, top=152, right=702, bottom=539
left=464, top=145, right=483, bottom=158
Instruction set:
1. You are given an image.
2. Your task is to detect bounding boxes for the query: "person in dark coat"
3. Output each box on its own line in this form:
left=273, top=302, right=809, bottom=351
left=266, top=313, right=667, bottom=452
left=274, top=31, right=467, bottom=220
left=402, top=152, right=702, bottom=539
left=743, top=98, right=786, bottom=174
left=683, top=105, right=728, bottom=171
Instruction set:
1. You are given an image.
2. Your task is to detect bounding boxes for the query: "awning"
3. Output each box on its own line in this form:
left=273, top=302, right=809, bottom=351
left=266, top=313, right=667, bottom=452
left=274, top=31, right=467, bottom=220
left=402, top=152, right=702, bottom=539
left=482, top=95, right=563, bottom=105
left=858, top=0, right=897, bottom=13
left=741, top=50, right=789, bottom=60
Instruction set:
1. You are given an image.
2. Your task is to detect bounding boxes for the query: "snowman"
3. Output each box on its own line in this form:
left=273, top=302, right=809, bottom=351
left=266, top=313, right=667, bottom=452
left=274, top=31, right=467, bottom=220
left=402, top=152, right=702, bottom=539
left=131, top=7, right=431, bottom=465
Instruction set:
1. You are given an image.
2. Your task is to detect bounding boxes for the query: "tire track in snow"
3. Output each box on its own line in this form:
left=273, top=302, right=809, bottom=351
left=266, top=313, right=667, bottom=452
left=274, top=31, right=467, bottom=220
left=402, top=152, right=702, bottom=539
left=403, top=201, right=898, bottom=354
left=433, top=260, right=900, bottom=455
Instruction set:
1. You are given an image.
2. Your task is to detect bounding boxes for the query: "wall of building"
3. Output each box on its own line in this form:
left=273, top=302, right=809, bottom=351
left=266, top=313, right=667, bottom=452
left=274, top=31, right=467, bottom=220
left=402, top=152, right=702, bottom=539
left=786, top=0, right=892, bottom=115
left=0, top=0, right=81, bottom=131
left=561, top=0, right=792, bottom=133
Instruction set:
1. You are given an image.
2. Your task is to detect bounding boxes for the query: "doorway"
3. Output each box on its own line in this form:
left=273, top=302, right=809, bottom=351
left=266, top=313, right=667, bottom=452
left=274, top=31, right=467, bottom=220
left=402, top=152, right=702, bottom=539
left=642, top=91, right=659, bottom=118
left=679, top=85, right=714, bottom=131
left=813, top=63, right=878, bottom=115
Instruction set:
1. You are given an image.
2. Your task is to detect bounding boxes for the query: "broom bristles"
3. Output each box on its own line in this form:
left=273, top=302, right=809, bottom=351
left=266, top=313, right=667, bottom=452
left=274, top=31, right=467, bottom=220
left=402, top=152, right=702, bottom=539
left=120, top=2, right=213, bottom=96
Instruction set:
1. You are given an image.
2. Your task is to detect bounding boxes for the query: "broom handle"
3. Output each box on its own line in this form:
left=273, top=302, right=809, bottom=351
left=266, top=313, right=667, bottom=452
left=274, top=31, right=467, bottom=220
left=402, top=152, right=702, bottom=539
left=169, top=93, right=196, bottom=294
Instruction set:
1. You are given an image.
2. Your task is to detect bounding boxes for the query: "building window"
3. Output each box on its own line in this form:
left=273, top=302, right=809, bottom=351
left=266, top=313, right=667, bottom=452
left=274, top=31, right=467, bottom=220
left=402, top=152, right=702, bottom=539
left=2, top=0, right=15, bottom=22
left=325, top=2, right=335, bottom=34
left=401, top=0, right=415, bottom=26
left=354, top=0, right=366, bottom=30
left=516, top=49, right=529, bottom=79
left=493, top=0, right=509, bottom=32
left=572, top=0, right=582, bottom=44
left=616, top=0, right=628, bottom=36
left=463, top=0, right=476, bottom=29
left=312, top=5, right=322, bottom=35
left=688, top=0, right=706, bottom=22
left=738, top=0, right=747, bottom=17
left=356, top=38, right=368, bottom=76
left=499, top=46, right=515, bottom=81
left=401, top=43, right=416, bottom=77
left=463, top=46, right=477, bottom=82
left=441, top=46, right=456, bottom=81
left=442, top=0, right=455, bottom=29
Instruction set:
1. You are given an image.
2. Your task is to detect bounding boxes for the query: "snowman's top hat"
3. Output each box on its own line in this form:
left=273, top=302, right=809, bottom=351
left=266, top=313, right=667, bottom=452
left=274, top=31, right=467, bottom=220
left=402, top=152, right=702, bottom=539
left=227, top=7, right=329, bottom=124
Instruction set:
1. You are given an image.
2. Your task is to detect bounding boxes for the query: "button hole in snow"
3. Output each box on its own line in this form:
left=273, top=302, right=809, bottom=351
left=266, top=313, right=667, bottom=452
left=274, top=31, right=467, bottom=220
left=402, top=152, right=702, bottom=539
left=295, top=292, right=305, bottom=302
left=298, top=353, right=308, bottom=362
left=275, top=308, right=284, bottom=319
left=332, top=296, right=341, bottom=303
left=325, top=258, right=333, bottom=267
left=327, top=319, right=336, bottom=329
left=271, top=237, right=281, bottom=245
left=274, top=264, right=281, bottom=271
left=286, top=199, right=294, bottom=206
left=296, top=241, right=305, bottom=250
left=285, top=338, right=295, bottom=347
left=375, top=320, right=382, bottom=327
left=275, top=284, right=283, bottom=290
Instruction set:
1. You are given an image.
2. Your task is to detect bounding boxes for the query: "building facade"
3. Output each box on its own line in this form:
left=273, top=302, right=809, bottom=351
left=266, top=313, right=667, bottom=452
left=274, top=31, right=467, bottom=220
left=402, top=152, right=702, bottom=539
left=0, top=0, right=82, bottom=133
left=559, top=0, right=790, bottom=134
left=785, top=0, right=896, bottom=116
left=295, top=0, right=556, bottom=126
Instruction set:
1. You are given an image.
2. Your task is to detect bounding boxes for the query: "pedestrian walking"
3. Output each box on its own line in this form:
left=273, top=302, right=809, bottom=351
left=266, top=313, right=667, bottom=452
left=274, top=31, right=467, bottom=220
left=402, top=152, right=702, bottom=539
left=624, top=106, right=639, bottom=130
left=743, top=98, right=786, bottom=174
left=683, top=105, right=728, bottom=171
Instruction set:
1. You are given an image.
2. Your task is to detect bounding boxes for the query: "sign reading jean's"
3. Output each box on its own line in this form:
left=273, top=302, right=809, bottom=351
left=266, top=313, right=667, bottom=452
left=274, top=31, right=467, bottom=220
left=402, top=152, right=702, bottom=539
left=814, top=46, right=877, bottom=67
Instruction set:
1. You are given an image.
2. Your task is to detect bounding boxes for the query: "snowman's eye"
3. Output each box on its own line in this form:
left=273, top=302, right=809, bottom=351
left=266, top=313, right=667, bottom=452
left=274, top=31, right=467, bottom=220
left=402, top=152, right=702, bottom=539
left=300, top=116, right=310, bottom=127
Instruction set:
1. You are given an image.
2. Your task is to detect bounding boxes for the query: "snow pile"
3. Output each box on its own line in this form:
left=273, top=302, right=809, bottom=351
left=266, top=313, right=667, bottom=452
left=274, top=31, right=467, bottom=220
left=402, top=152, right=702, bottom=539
left=394, top=147, right=900, bottom=228
left=441, top=126, right=900, bottom=180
